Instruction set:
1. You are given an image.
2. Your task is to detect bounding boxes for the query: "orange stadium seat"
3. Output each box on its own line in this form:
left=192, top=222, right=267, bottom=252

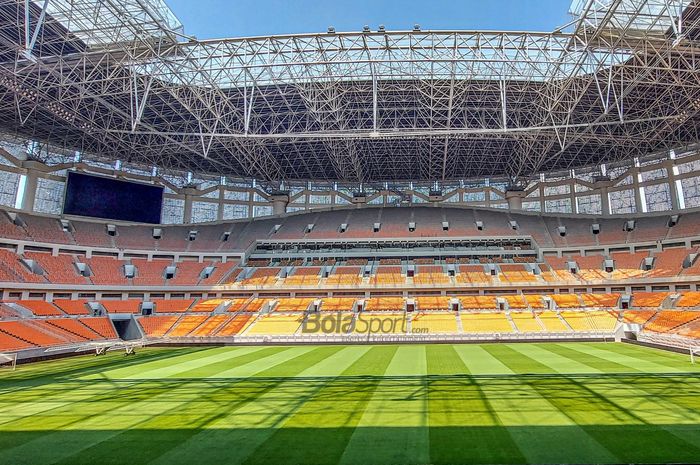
left=14, top=300, right=63, bottom=316
left=101, top=300, right=141, bottom=314
left=364, top=297, right=405, bottom=312
left=139, top=316, right=180, bottom=337
left=217, top=314, right=254, bottom=336
left=24, top=252, right=86, bottom=285
left=86, top=256, right=129, bottom=285
left=167, top=315, right=209, bottom=337
left=675, top=292, right=700, bottom=308
left=580, top=293, right=620, bottom=308
left=152, top=299, right=195, bottom=313
left=632, top=292, right=668, bottom=308
left=459, top=295, right=496, bottom=310
left=189, top=315, right=231, bottom=337
left=645, top=311, right=700, bottom=333
left=320, top=297, right=356, bottom=312
left=549, top=294, right=581, bottom=309
left=53, top=299, right=90, bottom=315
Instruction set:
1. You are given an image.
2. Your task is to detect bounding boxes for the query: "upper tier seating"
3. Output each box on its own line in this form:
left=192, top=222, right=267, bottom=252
left=524, top=294, right=546, bottom=309
left=152, top=299, right=195, bottom=313
left=611, top=251, right=648, bottom=280
left=455, top=265, right=490, bottom=284
left=413, top=266, right=450, bottom=285
left=131, top=258, right=168, bottom=286
left=25, top=252, right=86, bottom=284
left=499, top=264, right=537, bottom=283
left=21, top=216, right=74, bottom=244
left=240, top=267, right=280, bottom=286
left=648, top=248, right=691, bottom=277
left=326, top=266, right=362, bottom=286
left=70, top=221, right=114, bottom=248
left=370, top=266, right=405, bottom=286
left=169, top=261, right=208, bottom=286
left=85, top=256, right=129, bottom=285
left=0, top=249, right=44, bottom=282
left=283, top=267, right=321, bottom=286
left=573, top=254, right=607, bottom=281
left=6, top=207, right=700, bottom=255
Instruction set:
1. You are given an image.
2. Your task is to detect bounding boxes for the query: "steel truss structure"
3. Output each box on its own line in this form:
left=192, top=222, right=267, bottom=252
left=0, top=0, right=699, bottom=183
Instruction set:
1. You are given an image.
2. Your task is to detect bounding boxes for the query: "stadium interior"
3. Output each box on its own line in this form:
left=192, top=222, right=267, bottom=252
left=0, top=0, right=700, bottom=464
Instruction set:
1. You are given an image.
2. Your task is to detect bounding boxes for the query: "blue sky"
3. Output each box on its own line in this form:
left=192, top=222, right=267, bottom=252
left=166, top=0, right=574, bottom=39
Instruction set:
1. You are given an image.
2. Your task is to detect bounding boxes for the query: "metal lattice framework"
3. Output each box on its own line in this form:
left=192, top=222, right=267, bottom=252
left=0, top=0, right=699, bottom=182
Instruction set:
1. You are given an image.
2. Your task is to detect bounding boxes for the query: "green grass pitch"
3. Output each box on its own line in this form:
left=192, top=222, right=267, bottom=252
left=0, top=342, right=699, bottom=465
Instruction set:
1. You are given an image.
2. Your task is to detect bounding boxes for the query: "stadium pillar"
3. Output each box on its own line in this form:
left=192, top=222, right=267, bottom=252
left=663, top=160, right=681, bottom=210
left=505, top=190, right=525, bottom=210
left=19, top=160, right=46, bottom=212
left=270, top=191, right=289, bottom=215
left=182, top=187, right=198, bottom=223
left=594, top=178, right=613, bottom=216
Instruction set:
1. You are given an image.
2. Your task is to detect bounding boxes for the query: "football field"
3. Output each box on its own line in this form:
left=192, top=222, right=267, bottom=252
left=0, top=342, right=699, bottom=465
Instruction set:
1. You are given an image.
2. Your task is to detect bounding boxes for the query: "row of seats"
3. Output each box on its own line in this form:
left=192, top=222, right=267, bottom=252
left=0, top=250, right=240, bottom=286
left=6, top=291, right=699, bottom=320
left=139, top=310, right=623, bottom=337
left=0, top=317, right=118, bottom=351
left=4, top=207, right=700, bottom=253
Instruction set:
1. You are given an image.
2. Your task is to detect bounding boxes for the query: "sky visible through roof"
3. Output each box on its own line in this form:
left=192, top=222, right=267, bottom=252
left=166, top=0, right=574, bottom=39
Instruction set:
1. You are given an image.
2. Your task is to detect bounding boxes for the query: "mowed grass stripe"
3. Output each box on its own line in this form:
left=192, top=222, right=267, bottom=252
left=464, top=344, right=617, bottom=463
left=240, top=345, right=397, bottom=465
left=514, top=343, right=700, bottom=464
left=0, top=343, right=699, bottom=465
left=426, top=344, right=529, bottom=465
left=0, top=348, right=282, bottom=431
left=66, top=346, right=350, bottom=465
left=61, top=346, right=351, bottom=465
left=338, top=346, right=430, bottom=465
left=548, top=343, right=700, bottom=452
left=145, top=346, right=373, bottom=465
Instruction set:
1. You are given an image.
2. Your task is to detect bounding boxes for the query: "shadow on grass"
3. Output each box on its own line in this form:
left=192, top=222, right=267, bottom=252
left=0, top=425, right=698, bottom=465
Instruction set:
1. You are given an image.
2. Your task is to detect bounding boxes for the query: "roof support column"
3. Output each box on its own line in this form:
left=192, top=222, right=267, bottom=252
left=270, top=191, right=289, bottom=215
left=505, top=189, right=525, bottom=210
left=19, top=160, right=46, bottom=212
